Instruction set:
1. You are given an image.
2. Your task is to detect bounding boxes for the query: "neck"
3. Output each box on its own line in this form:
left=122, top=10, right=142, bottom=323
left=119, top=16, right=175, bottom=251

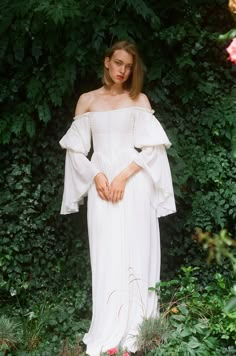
left=104, top=84, right=125, bottom=96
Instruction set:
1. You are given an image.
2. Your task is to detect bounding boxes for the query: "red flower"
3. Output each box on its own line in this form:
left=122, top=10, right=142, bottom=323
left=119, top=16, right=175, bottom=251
left=226, top=38, right=236, bottom=64
left=107, top=348, right=119, bottom=355
left=123, top=352, right=130, bottom=356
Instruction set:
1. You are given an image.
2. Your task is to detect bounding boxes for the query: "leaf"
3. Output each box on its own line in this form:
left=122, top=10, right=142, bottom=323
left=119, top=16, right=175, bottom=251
left=180, top=327, right=192, bottom=337
left=126, top=0, right=157, bottom=21
left=178, top=303, right=188, bottom=316
left=25, top=117, right=36, bottom=137
left=32, top=40, right=42, bottom=61
left=27, top=78, right=43, bottom=101
left=188, top=336, right=201, bottom=349
left=0, top=119, right=7, bottom=134
left=11, top=117, right=24, bottom=135
left=37, top=102, right=51, bottom=123
left=224, top=297, right=236, bottom=313
left=171, top=314, right=186, bottom=322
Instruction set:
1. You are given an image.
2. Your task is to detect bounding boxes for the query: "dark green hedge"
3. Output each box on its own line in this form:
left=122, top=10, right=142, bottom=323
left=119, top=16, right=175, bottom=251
left=0, top=0, right=235, bottom=297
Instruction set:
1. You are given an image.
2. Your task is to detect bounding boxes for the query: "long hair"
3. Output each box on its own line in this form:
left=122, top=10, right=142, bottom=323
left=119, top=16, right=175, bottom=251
left=102, top=40, right=143, bottom=99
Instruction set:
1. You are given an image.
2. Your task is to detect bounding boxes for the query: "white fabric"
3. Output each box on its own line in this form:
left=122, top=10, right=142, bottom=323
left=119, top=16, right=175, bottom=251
left=60, top=107, right=176, bottom=355
left=60, top=113, right=100, bottom=214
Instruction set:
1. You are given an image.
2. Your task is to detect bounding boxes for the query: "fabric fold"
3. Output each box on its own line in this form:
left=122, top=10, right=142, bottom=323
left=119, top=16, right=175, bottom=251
left=59, top=114, right=99, bottom=214
left=133, top=109, right=176, bottom=217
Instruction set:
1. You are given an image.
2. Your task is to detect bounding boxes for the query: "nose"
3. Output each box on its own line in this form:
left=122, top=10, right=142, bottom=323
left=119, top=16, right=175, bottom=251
left=120, top=65, right=125, bottom=74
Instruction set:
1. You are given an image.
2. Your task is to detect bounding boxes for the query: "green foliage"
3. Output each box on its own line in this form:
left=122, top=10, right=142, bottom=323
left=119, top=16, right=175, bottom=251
left=136, top=317, right=171, bottom=353
left=0, top=0, right=235, bottom=353
left=19, top=299, right=52, bottom=351
left=0, top=122, right=91, bottom=299
left=0, top=0, right=235, bottom=244
left=176, top=91, right=236, bottom=232
left=145, top=266, right=236, bottom=355
left=194, top=229, right=236, bottom=268
left=59, top=337, right=85, bottom=356
left=45, top=285, right=90, bottom=337
left=149, top=319, right=220, bottom=356
left=0, top=281, right=90, bottom=355
left=0, top=316, right=21, bottom=352
left=195, top=229, right=236, bottom=313
left=219, top=28, right=236, bottom=41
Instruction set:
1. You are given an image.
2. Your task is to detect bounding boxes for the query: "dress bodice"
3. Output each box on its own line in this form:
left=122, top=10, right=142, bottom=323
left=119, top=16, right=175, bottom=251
left=59, top=106, right=176, bottom=217
left=90, top=108, right=135, bottom=159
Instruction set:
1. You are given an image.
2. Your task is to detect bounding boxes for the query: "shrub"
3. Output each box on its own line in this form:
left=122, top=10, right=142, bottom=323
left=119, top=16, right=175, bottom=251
left=0, top=315, right=21, bottom=352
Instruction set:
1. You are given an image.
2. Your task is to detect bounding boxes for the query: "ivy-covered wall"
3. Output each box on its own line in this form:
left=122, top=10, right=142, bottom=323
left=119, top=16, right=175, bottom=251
left=0, top=0, right=235, bottom=297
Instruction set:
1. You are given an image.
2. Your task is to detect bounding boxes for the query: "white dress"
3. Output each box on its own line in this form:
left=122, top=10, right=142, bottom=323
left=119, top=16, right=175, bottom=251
left=60, top=106, right=176, bottom=356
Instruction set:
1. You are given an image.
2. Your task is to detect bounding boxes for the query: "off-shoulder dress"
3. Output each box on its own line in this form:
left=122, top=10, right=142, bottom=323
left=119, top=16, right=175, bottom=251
left=60, top=106, right=176, bottom=356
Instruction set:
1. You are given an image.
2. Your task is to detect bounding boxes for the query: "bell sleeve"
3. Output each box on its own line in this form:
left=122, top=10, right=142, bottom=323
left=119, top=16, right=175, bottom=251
left=133, top=108, right=176, bottom=218
left=59, top=113, right=100, bottom=215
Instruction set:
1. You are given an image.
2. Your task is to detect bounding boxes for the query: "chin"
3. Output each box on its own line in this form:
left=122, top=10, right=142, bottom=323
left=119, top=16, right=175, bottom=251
left=115, top=78, right=126, bottom=84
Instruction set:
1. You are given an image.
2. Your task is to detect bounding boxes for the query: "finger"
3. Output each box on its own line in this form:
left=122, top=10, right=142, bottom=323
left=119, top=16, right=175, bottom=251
left=112, top=192, right=119, bottom=203
left=97, top=188, right=107, bottom=201
left=103, top=192, right=110, bottom=201
left=102, top=187, right=110, bottom=201
left=98, top=191, right=106, bottom=200
left=111, top=190, right=116, bottom=203
left=117, top=191, right=124, bottom=202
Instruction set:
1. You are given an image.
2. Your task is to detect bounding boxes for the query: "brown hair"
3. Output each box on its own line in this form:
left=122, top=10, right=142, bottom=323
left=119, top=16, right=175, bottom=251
left=102, top=40, right=143, bottom=99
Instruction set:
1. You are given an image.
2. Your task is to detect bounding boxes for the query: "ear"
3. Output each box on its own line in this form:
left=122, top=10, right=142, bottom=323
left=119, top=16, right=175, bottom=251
left=104, top=57, right=110, bottom=69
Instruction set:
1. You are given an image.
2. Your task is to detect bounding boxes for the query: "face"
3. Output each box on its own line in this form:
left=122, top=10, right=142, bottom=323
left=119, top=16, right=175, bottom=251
left=104, top=49, right=133, bottom=85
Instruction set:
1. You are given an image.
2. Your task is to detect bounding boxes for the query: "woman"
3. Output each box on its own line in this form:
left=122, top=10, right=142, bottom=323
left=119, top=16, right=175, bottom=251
left=60, top=40, right=176, bottom=356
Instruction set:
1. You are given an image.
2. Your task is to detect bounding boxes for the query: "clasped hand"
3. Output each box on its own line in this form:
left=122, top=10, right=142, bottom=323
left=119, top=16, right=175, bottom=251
left=94, top=172, right=127, bottom=203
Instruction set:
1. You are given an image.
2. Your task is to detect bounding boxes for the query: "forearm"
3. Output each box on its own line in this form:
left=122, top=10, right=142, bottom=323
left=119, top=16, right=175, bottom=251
left=109, top=162, right=142, bottom=203
left=119, top=161, right=142, bottom=181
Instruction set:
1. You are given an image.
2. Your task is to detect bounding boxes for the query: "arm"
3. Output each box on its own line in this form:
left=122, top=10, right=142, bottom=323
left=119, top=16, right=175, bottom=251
left=109, top=94, right=152, bottom=203
left=74, top=93, right=91, bottom=116
left=109, top=162, right=142, bottom=203
left=94, top=172, right=111, bottom=201
left=75, top=93, right=111, bottom=201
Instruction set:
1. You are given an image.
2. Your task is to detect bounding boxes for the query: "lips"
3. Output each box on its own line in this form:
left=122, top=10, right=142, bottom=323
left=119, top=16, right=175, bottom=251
left=116, top=75, right=124, bottom=80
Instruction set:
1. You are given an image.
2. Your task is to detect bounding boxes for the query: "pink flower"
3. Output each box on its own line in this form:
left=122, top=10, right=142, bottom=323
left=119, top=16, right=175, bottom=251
left=226, top=38, right=236, bottom=64
left=107, top=348, right=119, bottom=355
left=123, top=352, right=130, bottom=356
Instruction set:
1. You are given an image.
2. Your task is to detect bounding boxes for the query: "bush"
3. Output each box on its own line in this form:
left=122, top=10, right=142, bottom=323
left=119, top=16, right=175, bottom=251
left=0, top=121, right=91, bottom=300
left=0, top=1, right=235, bottom=353
left=142, top=265, right=236, bottom=355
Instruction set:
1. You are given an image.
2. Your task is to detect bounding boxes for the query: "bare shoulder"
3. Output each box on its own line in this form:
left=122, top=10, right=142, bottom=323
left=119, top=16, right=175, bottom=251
left=74, top=89, right=100, bottom=116
left=134, top=93, right=152, bottom=110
